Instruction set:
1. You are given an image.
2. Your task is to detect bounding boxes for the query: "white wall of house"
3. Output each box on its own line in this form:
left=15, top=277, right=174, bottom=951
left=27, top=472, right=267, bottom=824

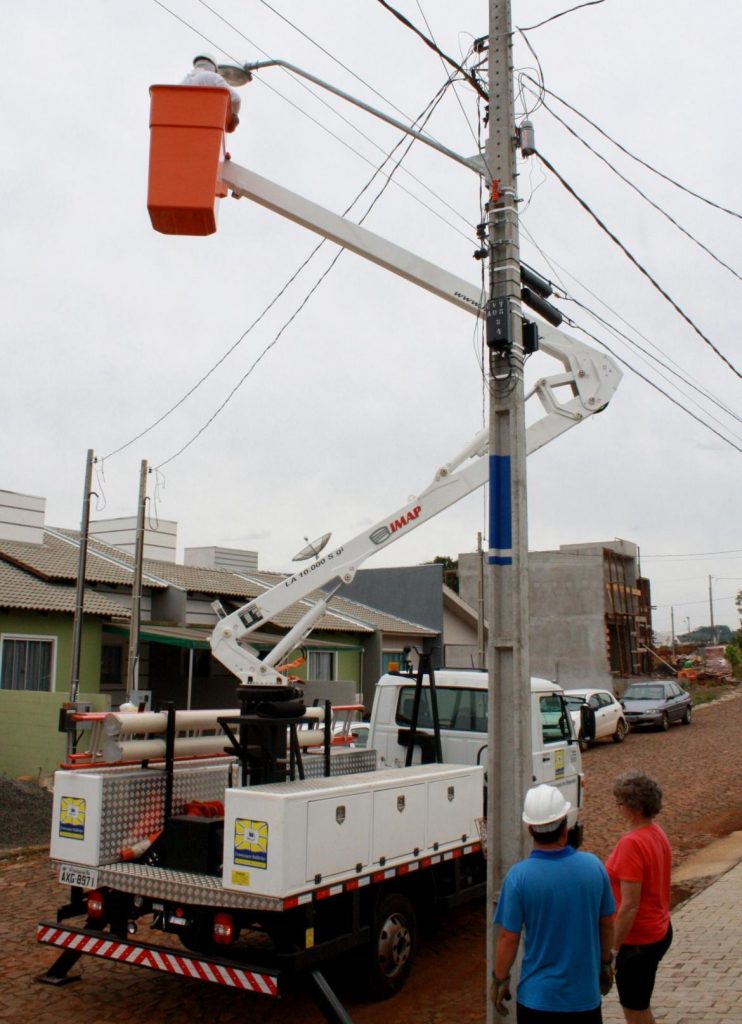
left=90, top=517, right=177, bottom=562
left=0, top=489, right=46, bottom=544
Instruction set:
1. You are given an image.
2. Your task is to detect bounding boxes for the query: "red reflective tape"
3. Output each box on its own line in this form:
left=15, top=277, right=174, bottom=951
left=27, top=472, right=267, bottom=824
left=452, top=848, right=463, bottom=859
left=283, top=896, right=299, bottom=909
left=397, top=863, right=410, bottom=874
left=345, top=878, right=359, bottom=890
left=316, top=887, right=331, bottom=900
left=421, top=857, right=432, bottom=868
left=37, top=926, right=278, bottom=996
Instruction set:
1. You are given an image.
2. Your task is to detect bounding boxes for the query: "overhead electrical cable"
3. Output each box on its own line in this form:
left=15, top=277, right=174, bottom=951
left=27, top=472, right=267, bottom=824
left=256, top=0, right=422, bottom=123
left=374, top=0, right=488, bottom=101
left=413, top=2, right=483, bottom=155
left=518, top=223, right=741, bottom=426
left=148, top=84, right=453, bottom=470
left=195, top=0, right=478, bottom=232
left=643, top=549, right=742, bottom=558
left=106, top=76, right=453, bottom=464
left=534, top=93, right=742, bottom=281
left=565, top=296, right=742, bottom=436
left=522, top=74, right=742, bottom=220
left=536, top=150, right=742, bottom=379
left=518, top=0, right=607, bottom=32
left=150, top=0, right=474, bottom=238
left=564, top=317, right=742, bottom=453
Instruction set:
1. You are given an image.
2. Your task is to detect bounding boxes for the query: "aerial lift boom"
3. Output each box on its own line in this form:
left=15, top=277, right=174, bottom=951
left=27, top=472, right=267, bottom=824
left=209, top=160, right=622, bottom=686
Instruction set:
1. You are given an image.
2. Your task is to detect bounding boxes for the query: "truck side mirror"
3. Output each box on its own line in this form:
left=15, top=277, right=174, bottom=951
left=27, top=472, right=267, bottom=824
left=580, top=704, right=596, bottom=742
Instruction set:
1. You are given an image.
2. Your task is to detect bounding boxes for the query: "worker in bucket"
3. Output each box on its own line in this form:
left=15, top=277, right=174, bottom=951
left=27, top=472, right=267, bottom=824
left=492, top=784, right=616, bottom=1022
left=181, top=54, right=241, bottom=131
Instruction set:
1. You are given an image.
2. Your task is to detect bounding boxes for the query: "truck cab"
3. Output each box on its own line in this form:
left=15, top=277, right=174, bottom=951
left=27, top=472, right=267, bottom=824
left=368, top=669, right=583, bottom=839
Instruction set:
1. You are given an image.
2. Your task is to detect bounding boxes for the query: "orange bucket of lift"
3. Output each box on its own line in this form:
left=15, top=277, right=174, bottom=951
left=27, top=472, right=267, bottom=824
left=147, top=85, right=232, bottom=236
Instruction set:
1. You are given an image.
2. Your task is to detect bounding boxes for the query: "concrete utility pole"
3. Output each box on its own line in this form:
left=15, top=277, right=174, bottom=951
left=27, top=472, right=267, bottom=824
left=69, top=449, right=95, bottom=707
left=485, top=0, right=531, bottom=1017
left=708, top=575, right=716, bottom=643
left=126, top=460, right=148, bottom=698
left=670, top=606, right=677, bottom=657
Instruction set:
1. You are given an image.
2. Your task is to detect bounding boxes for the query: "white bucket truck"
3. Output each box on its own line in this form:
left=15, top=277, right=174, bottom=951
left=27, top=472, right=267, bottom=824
left=38, top=86, right=614, bottom=1018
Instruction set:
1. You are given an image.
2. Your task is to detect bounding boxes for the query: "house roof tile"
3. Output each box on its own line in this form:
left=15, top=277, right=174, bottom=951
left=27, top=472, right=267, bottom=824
left=0, top=559, right=130, bottom=617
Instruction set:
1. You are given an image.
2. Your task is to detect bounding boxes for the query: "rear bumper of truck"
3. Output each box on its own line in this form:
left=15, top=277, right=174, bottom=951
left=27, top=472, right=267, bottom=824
left=37, top=921, right=280, bottom=996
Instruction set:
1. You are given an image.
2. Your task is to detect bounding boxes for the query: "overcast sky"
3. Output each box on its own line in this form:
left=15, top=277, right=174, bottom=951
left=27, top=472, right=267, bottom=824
left=2, top=0, right=740, bottom=638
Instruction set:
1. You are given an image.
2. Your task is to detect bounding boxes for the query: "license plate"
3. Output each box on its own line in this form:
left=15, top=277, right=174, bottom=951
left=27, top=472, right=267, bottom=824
left=59, top=864, right=98, bottom=889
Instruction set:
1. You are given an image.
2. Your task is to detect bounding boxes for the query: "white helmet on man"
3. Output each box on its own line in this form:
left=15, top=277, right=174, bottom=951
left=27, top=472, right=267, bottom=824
left=193, top=53, right=219, bottom=72
left=522, top=784, right=571, bottom=831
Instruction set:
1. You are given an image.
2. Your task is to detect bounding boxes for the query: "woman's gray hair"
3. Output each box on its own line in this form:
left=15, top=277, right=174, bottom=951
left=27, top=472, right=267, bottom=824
left=613, top=771, right=663, bottom=818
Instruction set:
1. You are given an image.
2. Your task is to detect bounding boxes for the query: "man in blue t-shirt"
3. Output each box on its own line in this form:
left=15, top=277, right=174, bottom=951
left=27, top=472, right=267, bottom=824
left=492, top=784, right=616, bottom=1023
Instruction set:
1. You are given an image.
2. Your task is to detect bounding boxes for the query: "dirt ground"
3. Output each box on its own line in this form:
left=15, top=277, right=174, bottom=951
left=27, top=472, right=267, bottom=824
left=3, top=687, right=741, bottom=1024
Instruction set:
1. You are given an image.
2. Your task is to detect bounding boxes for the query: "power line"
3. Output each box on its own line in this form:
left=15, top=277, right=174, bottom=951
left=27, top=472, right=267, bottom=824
left=518, top=0, right=607, bottom=32
left=518, top=224, right=741, bottom=426
left=564, top=295, right=742, bottom=435
left=522, top=74, right=742, bottom=220
left=152, top=83, right=452, bottom=470
left=107, top=75, right=453, bottom=463
left=374, top=0, right=488, bottom=101
left=643, top=549, right=742, bottom=559
left=536, top=150, right=742, bottom=379
left=250, top=0, right=488, bottom=221
left=535, top=94, right=742, bottom=283
left=152, top=0, right=475, bottom=240
left=565, top=316, right=742, bottom=453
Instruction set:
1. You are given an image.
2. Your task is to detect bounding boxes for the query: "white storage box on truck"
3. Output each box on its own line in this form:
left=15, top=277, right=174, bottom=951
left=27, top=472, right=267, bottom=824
left=368, top=669, right=584, bottom=847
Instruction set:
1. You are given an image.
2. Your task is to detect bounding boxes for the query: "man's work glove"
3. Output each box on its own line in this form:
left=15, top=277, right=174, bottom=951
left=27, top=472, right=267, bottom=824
left=491, top=974, right=512, bottom=1017
left=599, top=959, right=615, bottom=996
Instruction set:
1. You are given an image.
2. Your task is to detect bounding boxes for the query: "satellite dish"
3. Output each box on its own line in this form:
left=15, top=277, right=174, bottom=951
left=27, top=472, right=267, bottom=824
left=292, top=533, right=332, bottom=561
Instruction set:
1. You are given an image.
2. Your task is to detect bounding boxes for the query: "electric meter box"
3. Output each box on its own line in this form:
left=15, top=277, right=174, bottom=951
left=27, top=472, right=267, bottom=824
left=222, top=763, right=484, bottom=898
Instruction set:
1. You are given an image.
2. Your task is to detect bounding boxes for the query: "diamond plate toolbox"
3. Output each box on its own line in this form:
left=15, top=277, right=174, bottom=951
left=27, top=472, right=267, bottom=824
left=50, top=759, right=232, bottom=866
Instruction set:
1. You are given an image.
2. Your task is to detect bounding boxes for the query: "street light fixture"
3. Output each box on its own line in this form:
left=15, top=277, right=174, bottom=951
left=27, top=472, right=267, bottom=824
left=215, top=58, right=487, bottom=176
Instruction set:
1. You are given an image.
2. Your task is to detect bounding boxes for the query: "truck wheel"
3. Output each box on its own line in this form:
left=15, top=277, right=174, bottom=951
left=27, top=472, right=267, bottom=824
left=367, top=893, right=416, bottom=999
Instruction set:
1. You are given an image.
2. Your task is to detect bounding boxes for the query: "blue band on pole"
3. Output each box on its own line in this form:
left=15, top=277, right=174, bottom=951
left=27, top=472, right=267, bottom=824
left=488, top=454, right=512, bottom=565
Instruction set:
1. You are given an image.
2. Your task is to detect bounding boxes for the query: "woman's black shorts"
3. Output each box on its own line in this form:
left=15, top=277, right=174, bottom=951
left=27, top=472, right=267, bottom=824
left=616, top=923, right=673, bottom=1011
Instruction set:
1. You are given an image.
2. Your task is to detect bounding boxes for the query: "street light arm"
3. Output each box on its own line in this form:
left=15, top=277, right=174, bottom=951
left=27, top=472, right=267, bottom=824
left=236, top=58, right=486, bottom=177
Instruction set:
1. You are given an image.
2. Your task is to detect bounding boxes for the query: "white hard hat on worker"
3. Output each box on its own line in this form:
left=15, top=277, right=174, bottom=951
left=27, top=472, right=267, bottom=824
left=522, top=784, right=571, bottom=832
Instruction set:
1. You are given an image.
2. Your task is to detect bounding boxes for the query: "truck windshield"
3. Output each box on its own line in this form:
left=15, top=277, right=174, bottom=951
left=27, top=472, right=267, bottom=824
left=395, top=687, right=488, bottom=733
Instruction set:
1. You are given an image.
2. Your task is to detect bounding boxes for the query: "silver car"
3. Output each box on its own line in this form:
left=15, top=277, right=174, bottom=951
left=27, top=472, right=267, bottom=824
left=620, top=680, right=693, bottom=731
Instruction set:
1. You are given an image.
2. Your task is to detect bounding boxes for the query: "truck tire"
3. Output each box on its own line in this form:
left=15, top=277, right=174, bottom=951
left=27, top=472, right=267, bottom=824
left=366, top=893, right=417, bottom=999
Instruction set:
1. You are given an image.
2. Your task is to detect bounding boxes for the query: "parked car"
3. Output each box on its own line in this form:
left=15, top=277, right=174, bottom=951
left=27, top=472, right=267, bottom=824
left=564, top=688, right=628, bottom=749
left=620, top=680, right=692, bottom=731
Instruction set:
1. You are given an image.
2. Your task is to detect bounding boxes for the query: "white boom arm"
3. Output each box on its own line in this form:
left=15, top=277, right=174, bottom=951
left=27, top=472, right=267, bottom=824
left=210, top=162, right=622, bottom=685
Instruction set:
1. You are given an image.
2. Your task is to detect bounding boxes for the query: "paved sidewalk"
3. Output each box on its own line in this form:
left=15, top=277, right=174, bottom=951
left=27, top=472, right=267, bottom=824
left=602, top=857, right=742, bottom=1023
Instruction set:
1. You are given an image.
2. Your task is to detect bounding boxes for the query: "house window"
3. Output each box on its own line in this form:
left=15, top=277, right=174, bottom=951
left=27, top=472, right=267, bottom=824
left=0, top=635, right=56, bottom=692
left=100, top=644, right=124, bottom=687
left=308, top=651, right=336, bottom=681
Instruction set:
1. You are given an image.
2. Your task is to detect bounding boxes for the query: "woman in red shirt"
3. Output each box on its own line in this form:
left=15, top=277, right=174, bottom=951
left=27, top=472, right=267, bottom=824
left=605, top=771, right=672, bottom=1024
